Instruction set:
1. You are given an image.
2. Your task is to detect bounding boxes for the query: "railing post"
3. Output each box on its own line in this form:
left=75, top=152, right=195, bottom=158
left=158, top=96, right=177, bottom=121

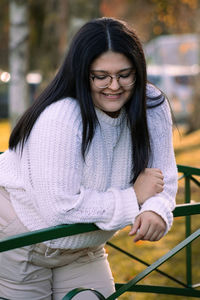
left=185, top=175, right=192, bottom=287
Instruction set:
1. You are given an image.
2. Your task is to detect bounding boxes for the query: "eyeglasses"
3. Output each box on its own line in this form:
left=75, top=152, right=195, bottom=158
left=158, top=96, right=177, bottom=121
left=90, top=69, right=136, bottom=89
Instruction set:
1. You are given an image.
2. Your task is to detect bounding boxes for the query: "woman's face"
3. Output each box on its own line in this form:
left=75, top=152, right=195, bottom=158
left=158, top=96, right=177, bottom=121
left=90, top=51, right=135, bottom=118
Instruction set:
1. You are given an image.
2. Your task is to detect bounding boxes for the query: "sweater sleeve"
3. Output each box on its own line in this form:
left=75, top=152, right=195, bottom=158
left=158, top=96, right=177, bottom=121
left=137, top=99, right=178, bottom=233
left=26, top=100, right=139, bottom=231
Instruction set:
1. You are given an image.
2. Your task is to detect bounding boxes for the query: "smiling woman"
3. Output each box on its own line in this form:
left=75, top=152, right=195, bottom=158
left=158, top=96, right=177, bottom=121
left=0, top=17, right=178, bottom=300
left=90, top=51, right=135, bottom=117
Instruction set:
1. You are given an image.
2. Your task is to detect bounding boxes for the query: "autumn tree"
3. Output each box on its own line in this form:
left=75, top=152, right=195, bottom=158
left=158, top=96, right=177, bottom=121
left=28, top=0, right=101, bottom=84
left=67, top=0, right=101, bottom=43
left=0, top=0, right=9, bottom=70
left=100, top=0, right=199, bottom=42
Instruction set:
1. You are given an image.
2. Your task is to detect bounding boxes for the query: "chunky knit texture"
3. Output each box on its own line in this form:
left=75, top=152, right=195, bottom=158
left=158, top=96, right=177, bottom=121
left=0, top=84, right=178, bottom=249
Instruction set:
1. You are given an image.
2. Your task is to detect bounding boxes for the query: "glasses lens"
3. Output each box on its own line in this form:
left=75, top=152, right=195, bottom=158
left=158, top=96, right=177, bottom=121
left=93, top=76, right=111, bottom=88
left=119, top=72, right=136, bottom=86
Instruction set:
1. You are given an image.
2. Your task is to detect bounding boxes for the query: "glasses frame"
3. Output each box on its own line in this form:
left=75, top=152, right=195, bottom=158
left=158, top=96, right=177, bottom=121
left=90, top=70, right=136, bottom=89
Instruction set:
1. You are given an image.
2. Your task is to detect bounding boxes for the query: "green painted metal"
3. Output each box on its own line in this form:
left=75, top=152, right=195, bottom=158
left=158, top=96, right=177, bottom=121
left=173, top=203, right=200, bottom=217
left=106, top=228, right=200, bottom=300
left=177, top=163, right=200, bottom=289
left=107, top=241, right=187, bottom=288
left=1, top=202, right=198, bottom=254
left=115, top=284, right=200, bottom=297
left=0, top=223, right=98, bottom=253
left=63, top=288, right=106, bottom=300
left=191, top=176, right=200, bottom=187
left=177, top=164, right=200, bottom=176
left=185, top=175, right=192, bottom=286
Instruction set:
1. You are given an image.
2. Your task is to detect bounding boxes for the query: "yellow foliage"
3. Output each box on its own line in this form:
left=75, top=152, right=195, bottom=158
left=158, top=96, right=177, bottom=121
left=0, top=120, right=10, bottom=151
left=181, top=0, right=198, bottom=9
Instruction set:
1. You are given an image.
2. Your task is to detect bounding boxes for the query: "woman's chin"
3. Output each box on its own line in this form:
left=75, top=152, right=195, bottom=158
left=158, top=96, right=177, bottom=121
left=102, top=109, right=120, bottom=118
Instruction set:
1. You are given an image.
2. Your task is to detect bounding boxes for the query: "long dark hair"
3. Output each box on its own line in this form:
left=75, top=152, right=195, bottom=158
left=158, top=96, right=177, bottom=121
left=9, top=17, right=162, bottom=183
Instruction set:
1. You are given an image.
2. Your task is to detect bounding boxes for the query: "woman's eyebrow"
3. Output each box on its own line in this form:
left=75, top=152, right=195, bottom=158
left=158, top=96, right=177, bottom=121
left=90, top=67, right=133, bottom=73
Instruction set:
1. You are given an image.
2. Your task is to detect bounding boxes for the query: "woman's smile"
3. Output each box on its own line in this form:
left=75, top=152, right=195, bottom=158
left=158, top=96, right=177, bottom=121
left=102, top=92, right=123, bottom=99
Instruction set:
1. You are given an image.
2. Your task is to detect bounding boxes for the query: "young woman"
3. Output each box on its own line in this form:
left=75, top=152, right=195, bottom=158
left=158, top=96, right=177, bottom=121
left=0, top=17, right=177, bottom=299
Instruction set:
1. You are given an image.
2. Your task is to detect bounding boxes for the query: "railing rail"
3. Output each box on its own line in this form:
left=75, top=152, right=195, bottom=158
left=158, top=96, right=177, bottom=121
left=0, top=161, right=199, bottom=299
left=0, top=223, right=98, bottom=253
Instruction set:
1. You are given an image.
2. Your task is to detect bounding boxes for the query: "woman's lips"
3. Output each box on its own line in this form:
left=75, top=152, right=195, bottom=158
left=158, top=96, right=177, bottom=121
left=102, top=92, right=122, bottom=99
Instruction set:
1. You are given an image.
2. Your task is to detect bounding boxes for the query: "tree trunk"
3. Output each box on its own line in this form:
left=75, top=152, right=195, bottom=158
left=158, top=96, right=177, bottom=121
left=9, top=0, right=29, bottom=128
left=67, top=0, right=101, bottom=44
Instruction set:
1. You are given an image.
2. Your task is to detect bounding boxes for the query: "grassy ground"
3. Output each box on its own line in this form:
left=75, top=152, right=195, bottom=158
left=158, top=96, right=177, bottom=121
left=0, top=120, right=200, bottom=299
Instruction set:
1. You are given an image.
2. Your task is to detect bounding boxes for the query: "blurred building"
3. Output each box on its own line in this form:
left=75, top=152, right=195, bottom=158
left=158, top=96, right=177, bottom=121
left=145, top=34, right=200, bottom=123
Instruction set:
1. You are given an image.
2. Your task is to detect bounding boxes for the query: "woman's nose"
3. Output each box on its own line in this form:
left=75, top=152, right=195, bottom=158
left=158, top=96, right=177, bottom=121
left=108, top=77, right=121, bottom=90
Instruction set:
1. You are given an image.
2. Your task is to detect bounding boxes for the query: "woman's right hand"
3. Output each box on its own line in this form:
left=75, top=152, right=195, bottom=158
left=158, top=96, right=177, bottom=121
left=133, top=168, right=164, bottom=206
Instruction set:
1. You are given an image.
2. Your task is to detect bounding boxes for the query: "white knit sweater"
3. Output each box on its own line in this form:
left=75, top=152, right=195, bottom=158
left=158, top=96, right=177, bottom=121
left=0, top=84, right=178, bottom=249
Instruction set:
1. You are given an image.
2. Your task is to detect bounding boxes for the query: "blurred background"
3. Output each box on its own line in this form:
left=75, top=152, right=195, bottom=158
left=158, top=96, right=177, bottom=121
left=0, top=0, right=200, bottom=131
left=0, top=1, right=200, bottom=300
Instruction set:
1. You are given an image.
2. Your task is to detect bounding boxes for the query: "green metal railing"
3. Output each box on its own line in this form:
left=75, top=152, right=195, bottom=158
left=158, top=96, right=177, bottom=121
left=0, top=163, right=199, bottom=299
left=177, top=164, right=200, bottom=289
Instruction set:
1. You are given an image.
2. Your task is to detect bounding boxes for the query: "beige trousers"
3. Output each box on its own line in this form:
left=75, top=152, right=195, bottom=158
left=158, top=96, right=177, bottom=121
left=0, top=188, right=115, bottom=300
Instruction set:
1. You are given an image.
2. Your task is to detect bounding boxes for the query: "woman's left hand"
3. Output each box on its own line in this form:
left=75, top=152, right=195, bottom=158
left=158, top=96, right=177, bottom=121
left=129, top=211, right=166, bottom=242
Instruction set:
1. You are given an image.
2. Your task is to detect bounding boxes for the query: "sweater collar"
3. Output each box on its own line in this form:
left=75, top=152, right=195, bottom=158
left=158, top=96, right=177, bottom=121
left=95, top=107, right=126, bottom=126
